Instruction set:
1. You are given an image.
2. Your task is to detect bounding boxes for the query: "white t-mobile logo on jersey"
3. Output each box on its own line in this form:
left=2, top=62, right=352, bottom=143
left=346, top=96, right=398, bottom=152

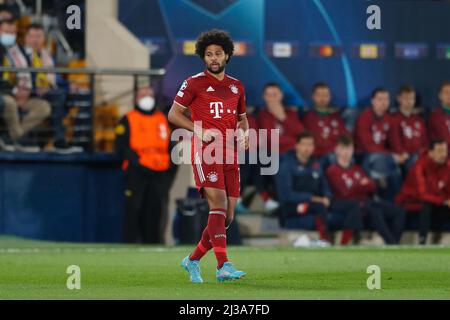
left=210, top=102, right=224, bottom=119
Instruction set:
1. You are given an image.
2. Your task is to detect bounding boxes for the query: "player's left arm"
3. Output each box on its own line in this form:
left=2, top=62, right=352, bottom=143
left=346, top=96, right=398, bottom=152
left=237, top=113, right=249, bottom=150
left=237, top=83, right=249, bottom=150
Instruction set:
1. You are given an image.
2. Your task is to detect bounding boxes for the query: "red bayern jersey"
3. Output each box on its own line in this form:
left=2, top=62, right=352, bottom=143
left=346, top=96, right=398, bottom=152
left=396, top=152, right=450, bottom=210
left=173, top=70, right=246, bottom=144
left=326, top=163, right=376, bottom=201
left=428, top=107, right=450, bottom=146
left=257, top=108, right=304, bottom=154
left=354, top=107, right=391, bottom=153
left=303, top=109, right=349, bottom=157
left=389, top=111, right=428, bottom=154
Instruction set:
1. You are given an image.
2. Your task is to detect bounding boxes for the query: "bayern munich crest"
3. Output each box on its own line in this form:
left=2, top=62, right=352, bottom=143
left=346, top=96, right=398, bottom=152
left=207, top=171, right=218, bottom=182
left=229, top=84, right=239, bottom=94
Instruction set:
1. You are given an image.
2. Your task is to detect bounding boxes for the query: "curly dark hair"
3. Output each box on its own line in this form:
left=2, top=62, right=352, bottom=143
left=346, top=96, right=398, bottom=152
left=195, top=29, right=234, bottom=63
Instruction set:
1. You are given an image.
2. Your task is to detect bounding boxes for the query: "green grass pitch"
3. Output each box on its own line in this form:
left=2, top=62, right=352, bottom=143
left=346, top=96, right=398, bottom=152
left=1, top=236, right=450, bottom=299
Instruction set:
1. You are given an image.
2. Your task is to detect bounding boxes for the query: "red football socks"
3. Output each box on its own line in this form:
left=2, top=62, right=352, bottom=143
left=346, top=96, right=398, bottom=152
left=206, top=208, right=228, bottom=269
left=190, top=227, right=212, bottom=261
left=341, top=229, right=353, bottom=245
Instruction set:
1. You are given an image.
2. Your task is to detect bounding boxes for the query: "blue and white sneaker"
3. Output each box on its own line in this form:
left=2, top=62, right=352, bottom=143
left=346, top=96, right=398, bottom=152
left=181, top=255, right=203, bottom=283
left=216, top=262, right=246, bottom=282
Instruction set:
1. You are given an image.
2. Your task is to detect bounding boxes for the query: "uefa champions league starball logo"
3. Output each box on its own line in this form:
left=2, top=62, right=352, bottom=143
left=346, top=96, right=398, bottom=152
left=180, top=80, right=188, bottom=91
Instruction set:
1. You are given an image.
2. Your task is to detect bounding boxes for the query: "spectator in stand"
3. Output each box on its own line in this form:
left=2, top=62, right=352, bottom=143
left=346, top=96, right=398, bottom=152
left=258, top=82, right=304, bottom=154
left=326, top=135, right=405, bottom=245
left=396, top=139, right=450, bottom=245
left=303, top=82, right=348, bottom=163
left=0, top=16, right=50, bottom=152
left=275, top=131, right=332, bottom=244
left=22, top=22, right=81, bottom=152
left=389, top=85, right=428, bottom=170
left=23, top=23, right=57, bottom=95
left=354, top=87, right=402, bottom=201
left=258, top=82, right=304, bottom=211
left=428, top=81, right=450, bottom=146
left=355, top=87, right=392, bottom=154
left=0, top=5, right=14, bottom=22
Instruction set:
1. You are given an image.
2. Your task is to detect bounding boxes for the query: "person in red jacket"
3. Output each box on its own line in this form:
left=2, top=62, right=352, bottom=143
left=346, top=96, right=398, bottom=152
left=257, top=82, right=304, bottom=211
left=303, top=82, right=348, bottom=158
left=258, top=82, right=304, bottom=154
left=355, top=88, right=392, bottom=153
left=389, top=85, right=428, bottom=169
left=326, top=135, right=405, bottom=245
left=355, top=88, right=402, bottom=201
left=396, top=139, right=450, bottom=245
left=428, top=81, right=450, bottom=146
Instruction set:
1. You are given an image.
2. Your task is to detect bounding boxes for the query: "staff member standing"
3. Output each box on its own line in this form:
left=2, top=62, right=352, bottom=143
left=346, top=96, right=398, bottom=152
left=115, top=86, right=171, bottom=244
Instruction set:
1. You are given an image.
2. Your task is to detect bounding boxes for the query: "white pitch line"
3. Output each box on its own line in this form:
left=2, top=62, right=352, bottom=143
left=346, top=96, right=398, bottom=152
left=0, top=247, right=186, bottom=254
left=0, top=245, right=448, bottom=254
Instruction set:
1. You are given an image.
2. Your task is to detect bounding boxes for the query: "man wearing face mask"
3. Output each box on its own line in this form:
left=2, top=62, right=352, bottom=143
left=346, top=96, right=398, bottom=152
left=0, top=17, right=51, bottom=151
left=115, top=86, right=172, bottom=244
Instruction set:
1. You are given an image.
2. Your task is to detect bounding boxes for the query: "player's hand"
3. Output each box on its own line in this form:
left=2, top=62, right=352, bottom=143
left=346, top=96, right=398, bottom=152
left=445, top=199, right=450, bottom=208
left=237, top=135, right=249, bottom=150
left=195, top=127, right=219, bottom=143
left=393, top=153, right=405, bottom=164
left=394, top=153, right=409, bottom=164
left=322, top=197, right=330, bottom=208
left=360, top=177, right=370, bottom=186
left=237, top=129, right=249, bottom=150
left=202, top=129, right=219, bottom=143
left=311, top=196, right=329, bottom=208
left=226, top=212, right=234, bottom=229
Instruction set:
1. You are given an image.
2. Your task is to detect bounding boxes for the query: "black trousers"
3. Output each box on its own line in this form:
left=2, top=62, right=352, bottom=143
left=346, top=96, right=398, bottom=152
left=364, top=200, right=405, bottom=244
left=330, top=199, right=405, bottom=244
left=419, top=203, right=450, bottom=244
left=330, top=199, right=365, bottom=231
left=123, top=165, right=171, bottom=244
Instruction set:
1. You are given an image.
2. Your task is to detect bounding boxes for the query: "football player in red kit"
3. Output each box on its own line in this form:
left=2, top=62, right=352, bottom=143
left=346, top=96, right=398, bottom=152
left=428, top=81, right=450, bottom=146
left=389, top=85, right=428, bottom=168
left=168, top=29, right=248, bottom=283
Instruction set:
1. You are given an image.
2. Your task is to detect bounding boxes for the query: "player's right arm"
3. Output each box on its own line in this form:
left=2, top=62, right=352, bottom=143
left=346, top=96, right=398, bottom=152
left=168, top=102, right=217, bottom=143
left=168, top=78, right=216, bottom=143
left=168, top=101, right=195, bottom=133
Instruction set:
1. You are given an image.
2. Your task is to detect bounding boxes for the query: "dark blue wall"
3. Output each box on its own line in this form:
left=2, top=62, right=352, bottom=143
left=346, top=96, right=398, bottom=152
left=0, top=153, right=124, bottom=242
left=119, top=0, right=450, bottom=109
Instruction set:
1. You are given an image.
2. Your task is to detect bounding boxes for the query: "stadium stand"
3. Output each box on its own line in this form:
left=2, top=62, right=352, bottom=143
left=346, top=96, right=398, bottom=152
left=0, top=0, right=449, bottom=247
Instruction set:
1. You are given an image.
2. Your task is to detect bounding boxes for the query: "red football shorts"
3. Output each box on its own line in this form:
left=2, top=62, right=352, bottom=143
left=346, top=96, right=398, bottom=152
left=191, top=146, right=240, bottom=198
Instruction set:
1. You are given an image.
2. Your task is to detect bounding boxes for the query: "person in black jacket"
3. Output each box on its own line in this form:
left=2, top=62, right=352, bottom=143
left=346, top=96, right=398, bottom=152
left=275, top=131, right=332, bottom=242
left=115, top=85, right=176, bottom=243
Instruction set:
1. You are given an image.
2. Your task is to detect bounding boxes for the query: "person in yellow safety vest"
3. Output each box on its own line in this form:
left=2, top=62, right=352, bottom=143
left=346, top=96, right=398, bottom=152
left=115, top=85, right=174, bottom=244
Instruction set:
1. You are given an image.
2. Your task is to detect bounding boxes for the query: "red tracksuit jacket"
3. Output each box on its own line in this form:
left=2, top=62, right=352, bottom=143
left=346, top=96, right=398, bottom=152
left=428, top=107, right=450, bottom=146
left=326, top=163, right=376, bottom=201
left=396, top=153, right=450, bottom=210
left=389, top=111, right=428, bottom=154
left=257, top=108, right=304, bottom=154
left=354, top=107, right=391, bottom=153
left=303, top=109, right=349, bottom=157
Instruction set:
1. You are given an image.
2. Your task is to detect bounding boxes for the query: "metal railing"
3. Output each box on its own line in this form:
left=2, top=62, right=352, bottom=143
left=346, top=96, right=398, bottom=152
left=0, top=66, right=166, bottom=152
